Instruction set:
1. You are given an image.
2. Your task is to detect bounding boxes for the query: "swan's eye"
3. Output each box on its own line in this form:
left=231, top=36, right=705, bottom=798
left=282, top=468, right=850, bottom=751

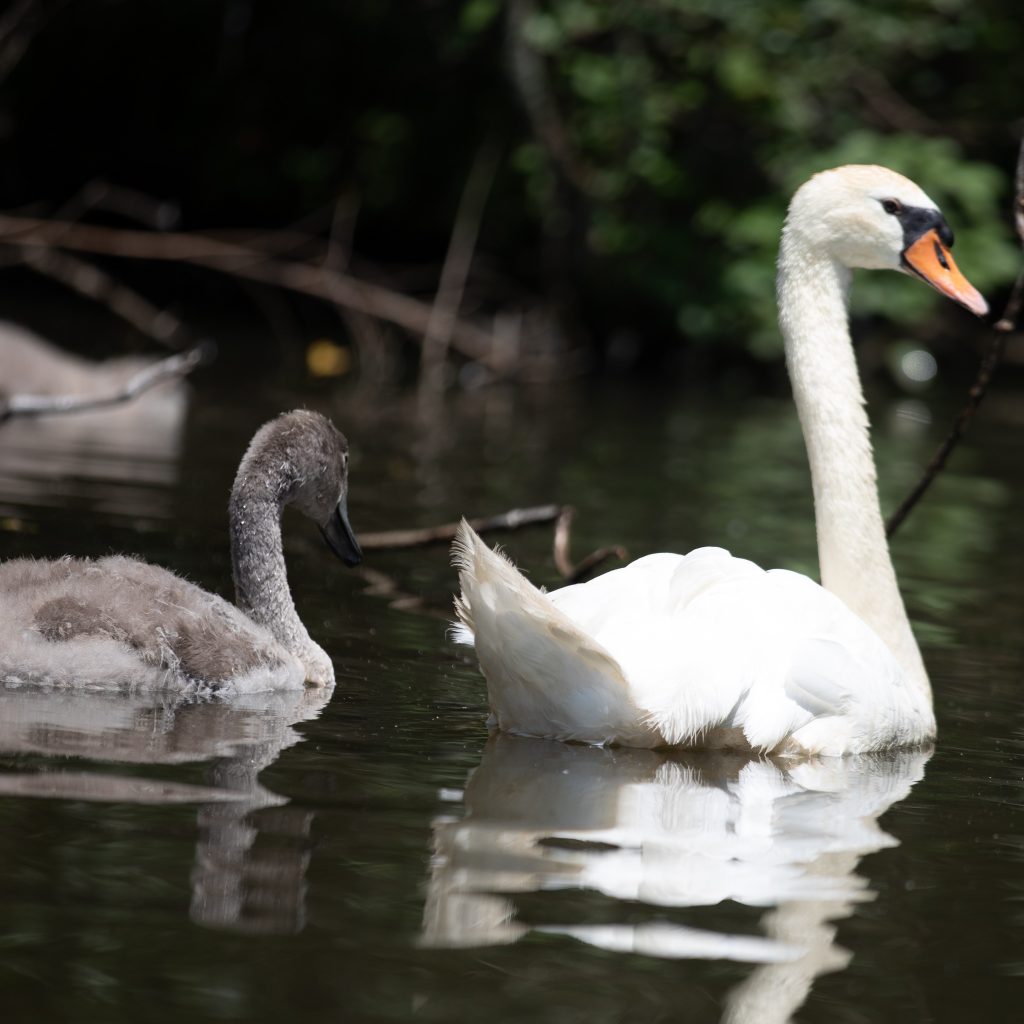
left=881, top=199, right=902, bottom=215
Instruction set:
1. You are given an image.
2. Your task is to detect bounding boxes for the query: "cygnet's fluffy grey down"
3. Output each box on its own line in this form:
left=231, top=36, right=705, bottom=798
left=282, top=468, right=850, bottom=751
left=0, top=410, right=362, bottom=694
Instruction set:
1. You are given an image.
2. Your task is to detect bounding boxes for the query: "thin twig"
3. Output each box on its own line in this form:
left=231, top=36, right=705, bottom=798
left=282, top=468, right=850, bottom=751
left=0, top=0, right=66, bottom=87
left=886, top=136, right=1024, bottom=537
left=55, top=179, right=180, bottom=231
left=849, top=63, right=942, bottom=137
left=352, top=566, right=451, bottom=620
left=0, top=343, right=211, bottom=424
left=885, top=331, right=1009, bottom=536
left=0, top=214, right=511, bottom=373
left=355, top=505, right=627, bottom=622
left=325, top=193, right=358, bottom=274
left=506, top=0, right=591, bottom=192
left=420, top=141, right=501, bottom=394
left=552, top=505, right=626, bottom=584
left=16, top=246, right=187, bottom=349
left=565, top=547, right=629, bottom=585
left=552, top=506, right=577, bottom=577
left=360, top=504, right=564, bottom=550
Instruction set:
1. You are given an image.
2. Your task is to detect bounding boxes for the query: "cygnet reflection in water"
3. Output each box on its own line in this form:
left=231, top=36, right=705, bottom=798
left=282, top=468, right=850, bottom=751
left=422, top=733, right=929, bottom=1023
left=0, top=685, right=331, bottom=935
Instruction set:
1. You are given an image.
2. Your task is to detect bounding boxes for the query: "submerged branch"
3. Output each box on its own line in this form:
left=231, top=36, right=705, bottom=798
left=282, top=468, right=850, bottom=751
left=352, top=566, right=451, bottom=620
left=356, top=504, right=627, bottom=621
left=0, top=343, right=211, bottom=425
left=360, top=504, right=564, bottom=550
left=553, top=506, right=627, bottom=584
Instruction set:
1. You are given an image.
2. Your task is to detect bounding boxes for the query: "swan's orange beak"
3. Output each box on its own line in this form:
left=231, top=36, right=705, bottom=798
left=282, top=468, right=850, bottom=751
left=902, top=229, right=989, bottom=317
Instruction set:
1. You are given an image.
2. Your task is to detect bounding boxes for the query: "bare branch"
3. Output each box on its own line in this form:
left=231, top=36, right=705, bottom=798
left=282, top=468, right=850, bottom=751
left=352, top=566, right=451, bottom=620
left=55, top=179, right=180, bottom=231
left=420, top=141, right=501, bottom=393
left=506, top=0, right=591, bottom=192
left=0, top=343, right=211, bottom=425
left=552, top=506, right=576, bottom=577
left=0, top=0, right=66, bottom=87
left=565, top=546, right=629, bottom=585
left=887, top=135, right=1024, bottom=537
left=0, top=214, right=511, bottom=373
left=552, top=505, right=627, bottom=584
left=16, top=246, right=187, bottom=348
left=325, top=193, right=359, bottom=274
left=354, top=504, right=627, bottom=625
left=885, top=331, right=1009, bottom=537
left=849, top=64, right=942, bottom=137
left=360, top=504, right=564, bottom=550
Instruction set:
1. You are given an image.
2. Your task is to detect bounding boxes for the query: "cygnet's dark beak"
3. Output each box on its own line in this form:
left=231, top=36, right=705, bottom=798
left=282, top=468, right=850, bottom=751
left=320, top=500, right=362, bottom=567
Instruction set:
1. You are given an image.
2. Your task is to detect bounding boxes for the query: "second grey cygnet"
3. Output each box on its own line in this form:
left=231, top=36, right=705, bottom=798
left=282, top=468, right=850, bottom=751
left=0, top=409, right=361, bottom=693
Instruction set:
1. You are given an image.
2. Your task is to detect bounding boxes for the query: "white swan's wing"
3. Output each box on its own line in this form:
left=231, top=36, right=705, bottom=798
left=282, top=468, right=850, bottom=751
left=455, top=526, right=920, bottom=753
left=551, top=550, right=914, bottom=753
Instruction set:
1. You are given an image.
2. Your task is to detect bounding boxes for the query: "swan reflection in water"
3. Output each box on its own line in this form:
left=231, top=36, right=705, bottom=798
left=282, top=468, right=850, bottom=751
left=422, top=734, right=929, bottom=1022
left=0, top=685, right=329, bottom=934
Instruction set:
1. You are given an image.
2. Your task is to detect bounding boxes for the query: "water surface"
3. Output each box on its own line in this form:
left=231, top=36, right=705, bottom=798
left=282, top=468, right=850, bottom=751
left=0, top=372, right=1020, bottom=1023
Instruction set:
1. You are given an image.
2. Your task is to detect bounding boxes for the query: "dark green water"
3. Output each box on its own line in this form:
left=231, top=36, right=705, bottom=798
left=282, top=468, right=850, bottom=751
left=0, top=373, right=1021, bottom=1023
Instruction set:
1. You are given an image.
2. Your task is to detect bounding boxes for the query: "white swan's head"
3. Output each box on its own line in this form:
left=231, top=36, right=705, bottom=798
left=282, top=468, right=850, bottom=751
left=784, top=164, right=988, bottom=316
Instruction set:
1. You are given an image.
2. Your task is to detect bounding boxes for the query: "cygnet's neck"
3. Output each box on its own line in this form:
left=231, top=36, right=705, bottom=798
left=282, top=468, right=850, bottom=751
left=229, top=472, right=316, bottom=663
left=777, top=235, right=930, bottom=702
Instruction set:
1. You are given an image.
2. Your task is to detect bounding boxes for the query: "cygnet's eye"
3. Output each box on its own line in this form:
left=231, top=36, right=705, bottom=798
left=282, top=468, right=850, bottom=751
left=881, top=198, right=902, bottom=215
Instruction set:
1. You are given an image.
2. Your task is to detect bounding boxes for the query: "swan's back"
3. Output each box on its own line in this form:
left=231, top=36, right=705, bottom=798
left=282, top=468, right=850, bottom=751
left=551, top=549, right=923, bottom=751
left=454, top=525, right=930, bottom=755
left=0, top=556, right=303, bottom=693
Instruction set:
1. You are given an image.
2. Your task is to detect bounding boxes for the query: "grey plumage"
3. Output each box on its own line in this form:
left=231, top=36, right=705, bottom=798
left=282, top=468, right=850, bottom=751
left=0, top=410, right=361, bottom=694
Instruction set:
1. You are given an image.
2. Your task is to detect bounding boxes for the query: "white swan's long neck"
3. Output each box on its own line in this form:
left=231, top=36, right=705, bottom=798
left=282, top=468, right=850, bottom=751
left=777, top=235, right=930, bottom=700
left=228, top=480, right=316, bottom=660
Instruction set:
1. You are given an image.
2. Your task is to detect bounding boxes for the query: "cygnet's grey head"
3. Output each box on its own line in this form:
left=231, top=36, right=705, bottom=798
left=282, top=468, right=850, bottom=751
left=234, top=409, right=363, bottom=567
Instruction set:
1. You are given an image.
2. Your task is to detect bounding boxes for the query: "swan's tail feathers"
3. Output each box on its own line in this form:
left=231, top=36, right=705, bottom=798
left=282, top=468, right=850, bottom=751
left=450, top=520, right=660, bottom=748
left=451, top=518, right=484, bottom=644
left=451, top=518, right=525, bottom=645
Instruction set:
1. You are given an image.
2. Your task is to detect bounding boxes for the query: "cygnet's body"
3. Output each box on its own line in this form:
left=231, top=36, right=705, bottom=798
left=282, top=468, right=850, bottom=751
left=0, top=410, right=362, bottom=693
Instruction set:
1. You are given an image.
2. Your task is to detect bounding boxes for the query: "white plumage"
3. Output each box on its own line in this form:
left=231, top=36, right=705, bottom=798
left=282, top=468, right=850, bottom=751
left=453, top=165, right=989, bottom=755
left=454, top=534, right=923, bottom=755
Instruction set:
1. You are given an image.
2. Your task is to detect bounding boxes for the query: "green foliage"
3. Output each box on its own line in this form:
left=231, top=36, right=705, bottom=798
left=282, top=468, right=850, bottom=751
left=714, top=133, right=1020, bottom=356
left=6, top=0, right=1021, bottom=363
left=463, top=0, right=1023, bottom=357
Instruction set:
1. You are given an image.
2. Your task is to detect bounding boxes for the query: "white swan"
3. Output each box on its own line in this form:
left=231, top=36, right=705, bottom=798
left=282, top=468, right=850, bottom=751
left=0, top=410, right=362, bottom=692
left=452, top=165, right=989, bottom=756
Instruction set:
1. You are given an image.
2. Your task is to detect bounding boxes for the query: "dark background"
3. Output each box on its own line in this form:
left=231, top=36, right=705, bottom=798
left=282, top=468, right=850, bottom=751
left=1, top=0, right=1021, bottom=380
